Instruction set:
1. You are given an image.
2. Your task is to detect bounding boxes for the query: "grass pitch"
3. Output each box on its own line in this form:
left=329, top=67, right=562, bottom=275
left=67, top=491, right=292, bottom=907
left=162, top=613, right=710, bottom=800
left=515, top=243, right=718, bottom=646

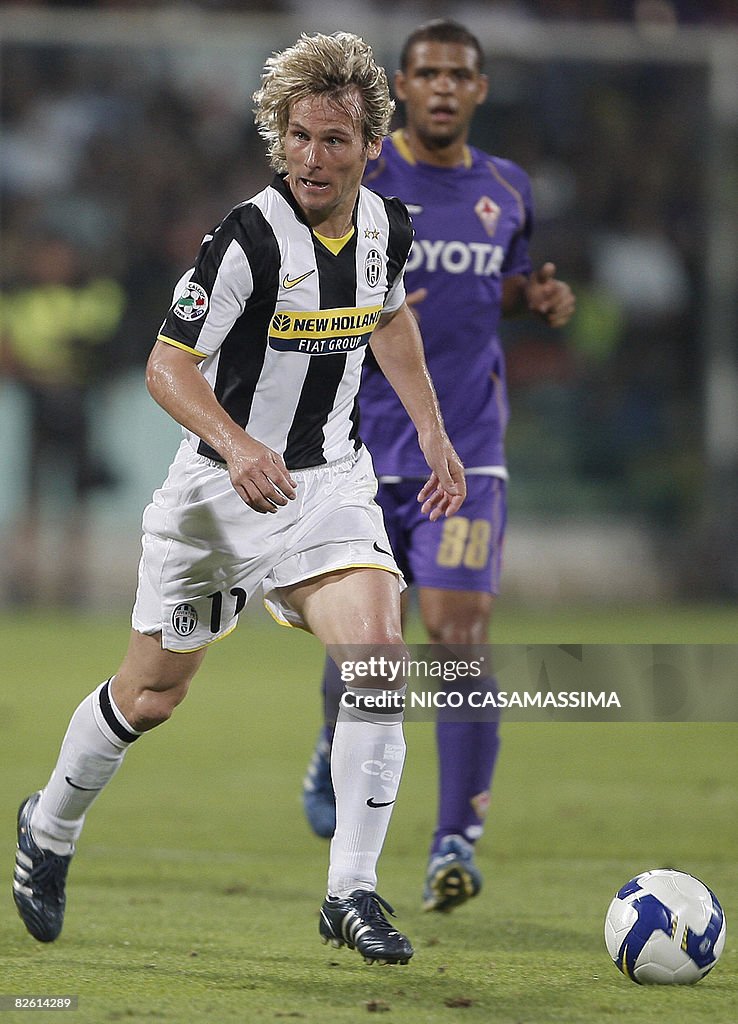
left=1, top=605, right=736, bottom=1023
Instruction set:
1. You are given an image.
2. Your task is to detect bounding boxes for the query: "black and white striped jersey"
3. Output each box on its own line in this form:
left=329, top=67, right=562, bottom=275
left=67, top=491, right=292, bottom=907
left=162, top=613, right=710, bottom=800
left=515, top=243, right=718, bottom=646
left=158, top=174, right=413, bottom=470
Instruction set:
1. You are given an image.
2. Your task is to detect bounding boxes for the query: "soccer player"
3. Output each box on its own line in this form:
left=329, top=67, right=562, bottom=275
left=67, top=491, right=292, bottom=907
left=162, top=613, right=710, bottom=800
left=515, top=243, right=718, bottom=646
left=12, top=32, right=466, bottom=966
left=302, top=21, right=575, bottom=911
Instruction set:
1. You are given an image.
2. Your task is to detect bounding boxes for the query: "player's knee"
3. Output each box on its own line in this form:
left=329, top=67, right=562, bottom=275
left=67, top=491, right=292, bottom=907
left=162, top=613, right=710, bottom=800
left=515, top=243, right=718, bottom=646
left=116, top=680, right=189, bottom=731
left=368, top=627, right=404, bottom=650
left=132, top=692, right=180, bottom=730
left=345, top=621, right=403, bottom=647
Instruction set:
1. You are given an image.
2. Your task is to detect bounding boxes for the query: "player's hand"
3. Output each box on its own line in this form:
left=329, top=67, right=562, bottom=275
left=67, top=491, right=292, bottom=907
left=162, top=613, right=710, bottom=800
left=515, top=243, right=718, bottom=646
left=226, top=437, right=297, bottom=513
left=526, top=262, right=576, bottom=328
left=416, top=434, right=466, bottom=521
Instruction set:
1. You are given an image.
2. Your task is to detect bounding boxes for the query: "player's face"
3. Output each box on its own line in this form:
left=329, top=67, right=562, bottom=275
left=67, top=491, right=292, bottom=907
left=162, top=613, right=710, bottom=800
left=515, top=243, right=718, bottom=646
left=284, top=91, right=381, bottom=234
left=395, top=41, right=488, bottom=150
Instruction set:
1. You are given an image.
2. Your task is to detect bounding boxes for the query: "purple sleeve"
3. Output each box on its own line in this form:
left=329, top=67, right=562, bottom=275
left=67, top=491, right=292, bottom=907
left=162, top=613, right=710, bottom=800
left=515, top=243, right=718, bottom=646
left=501, top=164, right=534, bottom=279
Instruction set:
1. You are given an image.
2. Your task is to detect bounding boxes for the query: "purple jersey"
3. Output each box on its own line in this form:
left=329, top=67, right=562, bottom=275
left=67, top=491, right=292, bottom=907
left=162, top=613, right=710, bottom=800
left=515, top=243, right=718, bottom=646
left=361, top=130, right=534, bottom=476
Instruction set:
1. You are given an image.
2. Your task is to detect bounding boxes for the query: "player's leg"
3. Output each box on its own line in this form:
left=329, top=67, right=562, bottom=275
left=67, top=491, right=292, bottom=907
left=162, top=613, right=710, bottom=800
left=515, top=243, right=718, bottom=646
left=14, top=440, right=275, bottom=942
left=281, top=567, right=413, bottom=964
left=284, top=567, right=405, bottom=897
left=302, top=589, right=412, bottom=838
left=14, top=631, right=205, bottom=942
left=301, top=655, right=342, bottom=838
left=418, top=587, right=498, bottom=911
left=411, top=476, right=506, bottom=912
left=302, top=481, right=409, bottom=839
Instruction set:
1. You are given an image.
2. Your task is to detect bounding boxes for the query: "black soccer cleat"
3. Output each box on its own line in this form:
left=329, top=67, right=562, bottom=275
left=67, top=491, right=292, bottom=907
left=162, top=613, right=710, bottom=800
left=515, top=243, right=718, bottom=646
left=319, top=889, right=414, bottom=965
left=13, top=793, right=73, bottom=942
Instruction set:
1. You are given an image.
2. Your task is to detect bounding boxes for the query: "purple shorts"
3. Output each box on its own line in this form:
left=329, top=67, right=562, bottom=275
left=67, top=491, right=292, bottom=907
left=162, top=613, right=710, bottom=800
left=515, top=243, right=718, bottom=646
left=376, top=475, right=507, bottom=595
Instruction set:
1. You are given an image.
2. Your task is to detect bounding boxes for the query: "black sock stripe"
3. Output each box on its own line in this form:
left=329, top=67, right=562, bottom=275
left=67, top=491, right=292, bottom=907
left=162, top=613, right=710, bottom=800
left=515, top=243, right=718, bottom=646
left=99, top=681, right=139, bottom=744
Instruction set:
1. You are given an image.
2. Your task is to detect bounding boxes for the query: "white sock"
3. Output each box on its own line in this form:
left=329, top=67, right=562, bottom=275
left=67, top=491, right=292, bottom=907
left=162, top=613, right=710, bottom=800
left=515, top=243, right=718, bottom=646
left=327, top=686, right=406, bottom=898
left=31, top=678, right=141, bottom=853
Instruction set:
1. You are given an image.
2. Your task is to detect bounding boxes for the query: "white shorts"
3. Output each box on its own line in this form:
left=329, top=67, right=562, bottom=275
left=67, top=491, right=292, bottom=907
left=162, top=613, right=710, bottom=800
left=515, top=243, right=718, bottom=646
left=131, top=441, right=404, bottom=651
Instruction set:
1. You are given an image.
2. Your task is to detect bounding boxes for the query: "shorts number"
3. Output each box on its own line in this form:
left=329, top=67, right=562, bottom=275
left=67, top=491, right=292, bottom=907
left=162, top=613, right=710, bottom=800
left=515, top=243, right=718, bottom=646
left=208, top=587, right=247, bottom=633
left=436, top=517, right=491, bottom=570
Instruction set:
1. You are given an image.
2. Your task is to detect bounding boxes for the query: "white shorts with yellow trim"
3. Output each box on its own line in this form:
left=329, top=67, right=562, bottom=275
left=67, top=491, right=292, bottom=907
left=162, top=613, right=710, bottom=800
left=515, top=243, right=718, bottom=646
left=131, top=441, right=404, bottom=651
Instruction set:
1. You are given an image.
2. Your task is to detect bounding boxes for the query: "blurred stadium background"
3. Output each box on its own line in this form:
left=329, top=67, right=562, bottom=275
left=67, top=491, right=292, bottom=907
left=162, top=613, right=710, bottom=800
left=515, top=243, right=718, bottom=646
left=1, top=0, right=737, bottom=615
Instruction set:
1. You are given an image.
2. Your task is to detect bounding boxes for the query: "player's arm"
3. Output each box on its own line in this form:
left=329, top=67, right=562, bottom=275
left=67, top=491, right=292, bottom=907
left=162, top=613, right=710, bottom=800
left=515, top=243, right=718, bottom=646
left=502, top=262, right=576, bottom=328
left=369, top=303, right=465, bottom=521
left=146, top=339, right=296, bottom=513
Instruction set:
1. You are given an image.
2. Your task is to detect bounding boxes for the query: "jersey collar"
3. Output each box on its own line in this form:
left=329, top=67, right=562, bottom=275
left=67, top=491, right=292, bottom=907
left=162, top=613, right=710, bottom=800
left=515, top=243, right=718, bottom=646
left=391, top=129, right=473, bottom=169
left=271, top=173, right=359, bottom=233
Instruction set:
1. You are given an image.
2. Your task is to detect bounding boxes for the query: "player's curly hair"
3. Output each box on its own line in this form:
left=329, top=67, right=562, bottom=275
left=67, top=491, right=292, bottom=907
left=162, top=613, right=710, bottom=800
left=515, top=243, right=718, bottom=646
left=253, top=32, right=394, bottom=172
left=399, top=19, right=484, bottom=73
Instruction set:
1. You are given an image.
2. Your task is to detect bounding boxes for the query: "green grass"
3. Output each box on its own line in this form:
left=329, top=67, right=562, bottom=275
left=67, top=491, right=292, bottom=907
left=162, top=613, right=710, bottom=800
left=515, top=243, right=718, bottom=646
left=1, top=606, right=736, bottom=1023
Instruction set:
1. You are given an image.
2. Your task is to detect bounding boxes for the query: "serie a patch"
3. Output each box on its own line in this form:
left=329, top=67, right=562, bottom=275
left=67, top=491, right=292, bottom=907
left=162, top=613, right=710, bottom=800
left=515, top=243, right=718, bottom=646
left=173, top=282, right=209, bottom=321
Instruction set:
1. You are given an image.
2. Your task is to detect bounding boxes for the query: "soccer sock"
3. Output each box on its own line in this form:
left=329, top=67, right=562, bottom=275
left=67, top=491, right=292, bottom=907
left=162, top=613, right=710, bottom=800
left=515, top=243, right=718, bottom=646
left=320, top=655, right=345, bottom=745
left=31, top=678, right=141, bottom=854
left=327, top=685, right=406, bottom=897
left=432, top=676, right=501, bottom=855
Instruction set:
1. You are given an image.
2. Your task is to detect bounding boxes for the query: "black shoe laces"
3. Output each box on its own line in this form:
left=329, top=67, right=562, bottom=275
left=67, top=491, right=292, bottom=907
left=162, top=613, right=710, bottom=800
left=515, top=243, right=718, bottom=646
left=27, top=854, right=69, bottom=904
left=353, top=891, right=396, bottom=930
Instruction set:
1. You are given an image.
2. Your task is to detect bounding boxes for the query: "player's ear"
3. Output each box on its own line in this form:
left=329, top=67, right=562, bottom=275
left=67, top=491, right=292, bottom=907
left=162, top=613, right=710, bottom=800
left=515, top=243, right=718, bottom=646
left=476, top=73, right=489, bottom=106
left=394, top=69, right=408, bottom=102
left=367, top=137, right=382, bottom=161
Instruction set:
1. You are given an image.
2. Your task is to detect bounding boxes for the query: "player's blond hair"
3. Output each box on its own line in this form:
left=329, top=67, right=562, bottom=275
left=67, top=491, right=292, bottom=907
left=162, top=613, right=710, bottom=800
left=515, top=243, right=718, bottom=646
left=253, top=32, right=394, bottom=172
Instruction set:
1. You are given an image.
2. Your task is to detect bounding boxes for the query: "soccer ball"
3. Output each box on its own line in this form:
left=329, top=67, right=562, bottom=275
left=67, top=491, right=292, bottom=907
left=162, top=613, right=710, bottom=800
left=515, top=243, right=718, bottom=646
left=604, top=868, right=726, bottom=985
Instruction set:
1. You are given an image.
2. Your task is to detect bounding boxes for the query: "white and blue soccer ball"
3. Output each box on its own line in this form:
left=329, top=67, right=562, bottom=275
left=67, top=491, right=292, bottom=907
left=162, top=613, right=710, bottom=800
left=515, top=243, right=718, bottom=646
left=604, top=868, right=726, bottom=985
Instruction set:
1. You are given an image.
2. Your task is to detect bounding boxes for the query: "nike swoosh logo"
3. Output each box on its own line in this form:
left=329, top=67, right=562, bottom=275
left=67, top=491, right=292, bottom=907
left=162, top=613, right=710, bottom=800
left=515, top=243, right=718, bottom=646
left=282, top=270, right=315, bottom=289
left=366, top=797, right=396, bottom=808
left=406, top=204, right=423, bottom=215
left=373, top=541, right=392, bottom=556
left=65, top=776, right=102, bottom=792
